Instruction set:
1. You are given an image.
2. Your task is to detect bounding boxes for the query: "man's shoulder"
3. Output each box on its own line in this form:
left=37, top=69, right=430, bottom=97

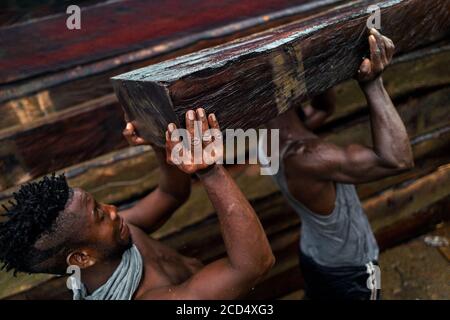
left=281, top=138, right=345, bottom=182
left=282, top=138, right=328, bottom=164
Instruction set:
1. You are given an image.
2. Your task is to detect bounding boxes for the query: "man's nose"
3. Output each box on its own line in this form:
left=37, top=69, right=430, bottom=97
left=106, top=205, right=118, bottom=220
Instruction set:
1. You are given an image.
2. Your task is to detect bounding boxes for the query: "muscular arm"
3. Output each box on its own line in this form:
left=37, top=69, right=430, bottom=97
left=287, top=30, right=413, bottom=184
left=120, top=146, right=191, bottom=233
left=362, top=77, right=413, bottom=169
left=141, top=109, right=275, bottom=300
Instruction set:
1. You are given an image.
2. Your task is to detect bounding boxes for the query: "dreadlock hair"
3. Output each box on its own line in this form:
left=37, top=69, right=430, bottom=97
left=0, top=173, right=74, bottom=275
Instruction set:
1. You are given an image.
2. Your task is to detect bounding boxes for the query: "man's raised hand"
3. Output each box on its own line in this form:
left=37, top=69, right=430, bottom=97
left=122, top=122, right=148, bottom=146
left=165, top=108, right=223, bottom=175
left=357, top=28, right=395, bottom=83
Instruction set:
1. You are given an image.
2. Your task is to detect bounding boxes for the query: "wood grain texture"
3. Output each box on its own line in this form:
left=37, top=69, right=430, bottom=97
left=0, top=81, right=448, bottom=191
left=0, top=0, right=346, bottom=103
left=0, top=40, right=446, bottom=191
left=112, top=0, right=450, bottom=146
left=1, top=33, right=446, bottom=137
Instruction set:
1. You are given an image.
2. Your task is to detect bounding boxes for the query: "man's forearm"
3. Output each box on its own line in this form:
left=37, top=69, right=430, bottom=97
left=154, top=147, right=191, bottom=201
left=360, top=77, right=414, bottom=168
left=198, top=165, right=274, bottom=273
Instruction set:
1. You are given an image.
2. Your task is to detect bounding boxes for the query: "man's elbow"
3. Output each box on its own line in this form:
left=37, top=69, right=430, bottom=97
left=393, top=157, right=415, bottom=171
left=255, top=252, right=276, bottom=278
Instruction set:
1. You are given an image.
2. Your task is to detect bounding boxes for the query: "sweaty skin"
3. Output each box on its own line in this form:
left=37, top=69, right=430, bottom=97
left=266, top=29, right=414, bottom=215
left=65, top=109, right=274, bottom=300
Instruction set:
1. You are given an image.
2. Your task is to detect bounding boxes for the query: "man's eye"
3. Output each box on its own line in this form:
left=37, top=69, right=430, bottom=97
left=95, top=204, right=104, bottom=221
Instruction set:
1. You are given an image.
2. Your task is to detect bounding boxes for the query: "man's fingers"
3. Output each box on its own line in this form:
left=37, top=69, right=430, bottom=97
left=165, top=130, right=173, bottom=164
left=359, top=58, right=371, bottom=75
left=123, top=122, right=133, bottom=136
left=185, top=110, right=196, bottom=145
left=167, top=123, right=180, bottom=144
left=383, top=36, right=395, bottom=62
left=196, top=108, right=209, bottom=132
left=369, top=34, right=382, bottom=73
left=165, top=123, right=180, bottom=164
left=196, top=108, right=212, bottom=147
left=134, top=137, right=146, bottom=145
left=208, top=113, right=220, bottom=130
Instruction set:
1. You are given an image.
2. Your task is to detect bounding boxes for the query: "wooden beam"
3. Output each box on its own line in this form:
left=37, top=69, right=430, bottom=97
left=112, top=0, right=450, bottom=146
left=0, top=88, right=448, bottom=205
left=1, top=39, right=447, bottom=134
left=0, top=76, right=448, bottom=191
left=328, top=43, right=450, bottom=123
left=0, top=0, right=346, bottom=103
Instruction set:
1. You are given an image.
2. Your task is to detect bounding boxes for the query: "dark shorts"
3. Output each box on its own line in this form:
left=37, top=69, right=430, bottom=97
left=299, top=250, right=381, bottom=300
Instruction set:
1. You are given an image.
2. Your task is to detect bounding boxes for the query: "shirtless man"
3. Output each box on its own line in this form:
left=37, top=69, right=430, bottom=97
left=260, top=29, right=414, bottom=299
left=0, top=108, right=275, bottom=300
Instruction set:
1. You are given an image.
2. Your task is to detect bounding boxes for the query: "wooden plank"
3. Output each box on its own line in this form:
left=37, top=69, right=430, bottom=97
left=0, top=1, right=105, bottom=27
left=328, top=43, right=450, bottom=123
left=366, top=164, right=450, bottom=231
left=1, top=39, right=447, bottom=135
left=0, top=82, right=448, bottom=197
left=0, top=0, right=346, bottom=103
left=0, top=95, right=127, bottom=190
left=0, top=76, right=448, bottom=191
left=112, top=0, right=450, bottom=146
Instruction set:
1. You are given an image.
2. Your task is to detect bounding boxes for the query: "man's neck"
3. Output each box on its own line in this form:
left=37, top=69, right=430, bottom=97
left=81, top=256, right=122, bottom=294
left=266, top=108, right=315, bottom=142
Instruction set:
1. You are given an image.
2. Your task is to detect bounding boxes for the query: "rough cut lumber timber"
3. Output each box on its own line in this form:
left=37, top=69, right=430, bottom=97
left=0, top=0, right=345, bottom=103
left=328, top=42, right=450, bottom=123
left=357, top=154, right=450, bottom=199
left=1, top=81, right=448, bottom=191
left=0, top=45, right=446, bottom=188
left=112, top=0, right=450, bottom=146
left=0, top=1, right=104, bottom=26
left=323, top=87, right=450, bottom=148
left=1, top=40, right=447, bottom=136
left=0, top=82, right=448, bottom=196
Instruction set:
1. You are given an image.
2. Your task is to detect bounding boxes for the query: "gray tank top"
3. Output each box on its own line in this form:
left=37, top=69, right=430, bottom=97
left=259, top=138, right=379, bottom=267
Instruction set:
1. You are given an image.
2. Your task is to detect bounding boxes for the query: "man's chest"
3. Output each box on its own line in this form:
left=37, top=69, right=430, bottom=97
left=130, top=227, right=202, bottom=294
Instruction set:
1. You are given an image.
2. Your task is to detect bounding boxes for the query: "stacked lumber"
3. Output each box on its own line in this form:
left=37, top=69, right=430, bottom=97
left=0, top=0, right=346, bottom=189
left=0, top=0, right=449, bottom=299
left=111, top=0, right=450, bottom=146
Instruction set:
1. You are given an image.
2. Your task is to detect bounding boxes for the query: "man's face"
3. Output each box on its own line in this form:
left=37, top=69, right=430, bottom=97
left=66, top=188, right=132, bottom=264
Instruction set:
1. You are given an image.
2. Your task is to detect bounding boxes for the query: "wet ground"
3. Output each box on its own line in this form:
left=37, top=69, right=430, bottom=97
left=282, top=222, right=450, bottom=300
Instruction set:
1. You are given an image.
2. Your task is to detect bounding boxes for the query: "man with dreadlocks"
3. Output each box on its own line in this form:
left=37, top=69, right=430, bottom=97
left=0, top=108, right=275, bottom=300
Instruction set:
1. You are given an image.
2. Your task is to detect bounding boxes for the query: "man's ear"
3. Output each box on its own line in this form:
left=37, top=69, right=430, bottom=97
left=66, top=250, right=96, bottom=269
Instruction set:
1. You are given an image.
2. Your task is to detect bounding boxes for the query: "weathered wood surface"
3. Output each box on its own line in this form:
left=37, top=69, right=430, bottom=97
left=0, top=1, right=105, bottom=26
left=0, top=82, right=450, bottom=195
left=1, top=0, right=449, bottom=300
left=112, top=0, right=450, bottom=146
left=0, top=51, right=448, bottom=191
left=1, top=37, right=447, bottom=140
left=0, top=0, right=346, bottom=103
left=3, top=165, right=449, bottom=300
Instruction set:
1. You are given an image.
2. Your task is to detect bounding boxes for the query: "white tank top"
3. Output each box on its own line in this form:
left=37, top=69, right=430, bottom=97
left=259, top=137, right=379, bottom=267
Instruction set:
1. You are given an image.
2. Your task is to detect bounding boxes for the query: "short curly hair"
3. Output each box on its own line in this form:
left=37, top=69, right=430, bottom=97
left=0, top=174, right=75, bottom=275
